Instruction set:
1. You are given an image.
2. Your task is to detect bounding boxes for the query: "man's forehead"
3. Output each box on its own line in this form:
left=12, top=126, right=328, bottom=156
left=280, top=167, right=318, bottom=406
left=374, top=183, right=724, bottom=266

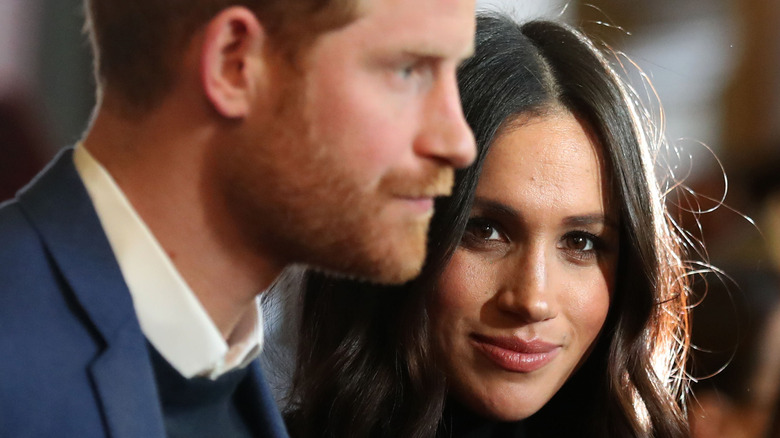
left=357, top=0, right=475, bottom=26
left=358, top=0, right=470, bottom=11
left=353, top=0, right=476, bottom=57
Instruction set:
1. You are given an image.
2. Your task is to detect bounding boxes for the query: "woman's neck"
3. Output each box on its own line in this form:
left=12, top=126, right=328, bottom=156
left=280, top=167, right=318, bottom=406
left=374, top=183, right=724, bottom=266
left=439, top=399, right=527, bottom=438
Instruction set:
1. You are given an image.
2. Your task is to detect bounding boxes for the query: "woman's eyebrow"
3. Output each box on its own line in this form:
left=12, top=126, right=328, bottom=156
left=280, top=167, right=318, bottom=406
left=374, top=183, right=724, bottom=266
left=471, top=197, right=519, bottom=218
left=473, top=198, right=619, bottom=229
left=562, top=214, right=618, bottom=229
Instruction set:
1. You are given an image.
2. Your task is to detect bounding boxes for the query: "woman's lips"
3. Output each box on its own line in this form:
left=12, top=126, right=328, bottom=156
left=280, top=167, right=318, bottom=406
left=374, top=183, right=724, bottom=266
left=470, top=334, right=561, bottom=373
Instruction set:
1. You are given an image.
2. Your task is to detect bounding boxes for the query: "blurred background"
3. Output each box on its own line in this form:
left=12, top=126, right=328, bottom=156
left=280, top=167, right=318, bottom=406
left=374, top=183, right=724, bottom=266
left=2, top=0, right=780, bottom=435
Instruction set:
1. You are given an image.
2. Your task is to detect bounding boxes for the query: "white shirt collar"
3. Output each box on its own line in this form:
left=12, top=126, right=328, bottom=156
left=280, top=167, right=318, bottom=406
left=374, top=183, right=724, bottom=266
left=73, top=144, right=263, bottom=379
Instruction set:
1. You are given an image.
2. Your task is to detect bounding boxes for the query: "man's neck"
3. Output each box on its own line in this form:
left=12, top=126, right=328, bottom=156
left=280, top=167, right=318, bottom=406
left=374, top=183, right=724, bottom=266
left=83, top=103, right=284, bottom=340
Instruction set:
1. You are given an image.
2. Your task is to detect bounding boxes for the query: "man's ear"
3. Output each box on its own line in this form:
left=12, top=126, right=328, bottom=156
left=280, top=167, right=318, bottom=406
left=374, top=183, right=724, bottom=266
left=200, top=7, right=266, bottom=119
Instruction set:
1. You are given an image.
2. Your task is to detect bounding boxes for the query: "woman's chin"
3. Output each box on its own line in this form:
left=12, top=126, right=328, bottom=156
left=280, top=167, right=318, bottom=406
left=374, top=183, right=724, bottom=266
left=465, top=398, right=542, bottom=423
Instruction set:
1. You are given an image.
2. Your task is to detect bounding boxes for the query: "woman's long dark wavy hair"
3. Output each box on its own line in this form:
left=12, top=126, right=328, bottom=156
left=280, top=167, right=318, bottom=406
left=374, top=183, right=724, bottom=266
left=284, top=13, right=690, bottom=438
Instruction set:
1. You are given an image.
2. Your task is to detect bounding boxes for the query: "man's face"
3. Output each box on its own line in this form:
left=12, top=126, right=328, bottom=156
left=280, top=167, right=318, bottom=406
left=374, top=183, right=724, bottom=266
left=224, top=0, right=477, bottom=284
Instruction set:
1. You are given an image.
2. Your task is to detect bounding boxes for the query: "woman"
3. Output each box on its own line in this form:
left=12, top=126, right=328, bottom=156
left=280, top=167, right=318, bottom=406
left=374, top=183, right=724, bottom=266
left=283, top=13, right=690, bottom=437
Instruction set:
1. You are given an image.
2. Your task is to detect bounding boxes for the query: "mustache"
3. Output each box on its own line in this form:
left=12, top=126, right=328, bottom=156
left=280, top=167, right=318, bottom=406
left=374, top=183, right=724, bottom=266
left=379, top=165, right=455, bottom=198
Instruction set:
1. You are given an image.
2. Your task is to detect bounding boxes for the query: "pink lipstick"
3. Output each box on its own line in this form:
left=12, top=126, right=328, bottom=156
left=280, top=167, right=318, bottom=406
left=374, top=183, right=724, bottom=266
left=470, top=334, right=560, bottom=373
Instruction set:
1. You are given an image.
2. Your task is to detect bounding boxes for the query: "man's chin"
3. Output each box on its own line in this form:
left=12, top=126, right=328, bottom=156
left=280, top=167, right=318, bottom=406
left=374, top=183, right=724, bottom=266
left=311, top=256, right=424, bottom=286
left=306, top=238, right=427, bottom=285
left=368, top=255, right=425, bottom=285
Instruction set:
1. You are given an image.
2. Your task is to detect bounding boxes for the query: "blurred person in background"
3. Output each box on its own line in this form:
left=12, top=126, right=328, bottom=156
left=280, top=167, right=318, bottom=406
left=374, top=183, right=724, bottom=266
left=687, top=152, right=780, bottom=438
left=689, top=267, right=780, bottom=438
left=0, top=93, right=49, bottom=202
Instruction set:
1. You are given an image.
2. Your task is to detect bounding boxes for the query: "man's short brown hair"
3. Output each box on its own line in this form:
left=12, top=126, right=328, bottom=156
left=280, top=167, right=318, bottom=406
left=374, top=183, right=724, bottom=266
left=84, top=0, right=359, bottom=112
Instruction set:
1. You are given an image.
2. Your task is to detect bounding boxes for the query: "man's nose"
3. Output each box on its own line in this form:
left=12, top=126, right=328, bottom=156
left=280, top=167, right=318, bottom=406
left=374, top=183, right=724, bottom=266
left=414, top=73, right=476, bottom=169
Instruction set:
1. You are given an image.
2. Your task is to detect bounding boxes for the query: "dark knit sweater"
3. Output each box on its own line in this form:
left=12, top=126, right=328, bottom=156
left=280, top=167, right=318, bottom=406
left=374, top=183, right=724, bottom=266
left=148, top=346, right=256, bottom=438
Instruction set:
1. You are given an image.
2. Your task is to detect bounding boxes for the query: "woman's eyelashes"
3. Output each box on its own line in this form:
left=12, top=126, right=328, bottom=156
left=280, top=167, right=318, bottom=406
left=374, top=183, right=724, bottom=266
left=558, top=231, right=605, bottom=264
left=462, top=217, right=508, bottom=249
left=461, top=216, right=611, bottom=263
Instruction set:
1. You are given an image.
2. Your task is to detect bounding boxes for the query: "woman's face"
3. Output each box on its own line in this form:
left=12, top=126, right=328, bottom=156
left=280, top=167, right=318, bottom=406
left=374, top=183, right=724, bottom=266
left=429, top=110, right=619, bottom=421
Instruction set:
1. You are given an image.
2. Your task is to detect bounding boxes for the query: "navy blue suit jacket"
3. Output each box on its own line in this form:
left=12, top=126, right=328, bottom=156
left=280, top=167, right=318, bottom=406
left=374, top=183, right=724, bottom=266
left=0, top=149, right=289, bottom=438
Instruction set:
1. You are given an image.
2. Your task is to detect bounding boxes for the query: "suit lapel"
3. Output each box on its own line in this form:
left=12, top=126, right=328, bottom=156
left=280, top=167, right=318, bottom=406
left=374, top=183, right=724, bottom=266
left=18, top=148, right=166, bottom=438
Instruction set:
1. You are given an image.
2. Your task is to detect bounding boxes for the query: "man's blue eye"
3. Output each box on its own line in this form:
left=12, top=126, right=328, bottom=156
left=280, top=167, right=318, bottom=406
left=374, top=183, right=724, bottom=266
left=398, top=64, right=416, bottom=79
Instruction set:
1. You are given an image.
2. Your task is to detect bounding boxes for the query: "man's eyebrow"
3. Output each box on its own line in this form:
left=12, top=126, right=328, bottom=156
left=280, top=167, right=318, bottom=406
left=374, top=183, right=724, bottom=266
left=399, top=39, right=475, bottom=63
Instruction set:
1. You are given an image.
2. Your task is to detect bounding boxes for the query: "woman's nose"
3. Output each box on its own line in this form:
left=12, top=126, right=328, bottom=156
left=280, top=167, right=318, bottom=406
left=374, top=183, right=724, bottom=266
left=495, top=245, right=558, bottom=323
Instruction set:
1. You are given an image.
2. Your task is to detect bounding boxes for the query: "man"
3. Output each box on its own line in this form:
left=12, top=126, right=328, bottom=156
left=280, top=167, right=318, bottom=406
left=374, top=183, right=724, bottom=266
left=0, top=0, right=476, bottom=436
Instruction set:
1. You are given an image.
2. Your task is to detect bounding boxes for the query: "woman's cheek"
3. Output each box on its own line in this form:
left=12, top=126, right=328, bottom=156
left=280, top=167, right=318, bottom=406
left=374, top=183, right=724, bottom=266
left=432, top=249, right=494, bottom=318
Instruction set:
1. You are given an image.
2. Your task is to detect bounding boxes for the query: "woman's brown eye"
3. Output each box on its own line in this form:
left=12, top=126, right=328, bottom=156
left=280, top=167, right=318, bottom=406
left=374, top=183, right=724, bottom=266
left=564, top=233, right=596, bottom=251
left=464, top=218, right=504, bottom=243
left=473, top=223, right=496, bottom=240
